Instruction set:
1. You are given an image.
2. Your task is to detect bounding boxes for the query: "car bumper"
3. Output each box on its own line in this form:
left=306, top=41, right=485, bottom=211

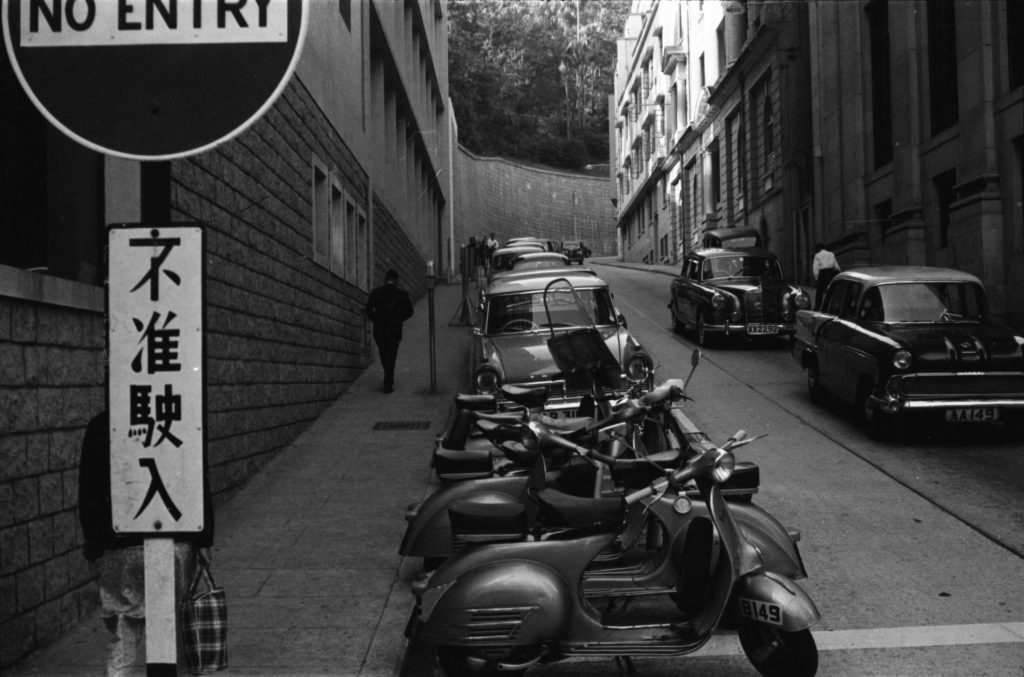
left=872, top=372, right=1024, bottom=413
left=702, top=321, right=797, bottom=337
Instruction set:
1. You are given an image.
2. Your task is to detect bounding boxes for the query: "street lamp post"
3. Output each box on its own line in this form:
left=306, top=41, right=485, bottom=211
left=426, top=260, right=436, bottom=393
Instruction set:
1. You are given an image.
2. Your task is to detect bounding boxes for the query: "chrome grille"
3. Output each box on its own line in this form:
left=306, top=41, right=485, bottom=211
left=897, top=373, right=1024, bottom=397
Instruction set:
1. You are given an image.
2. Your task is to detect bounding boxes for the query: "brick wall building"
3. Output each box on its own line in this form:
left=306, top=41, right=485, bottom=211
left=0, top=0, right=451, bottom=667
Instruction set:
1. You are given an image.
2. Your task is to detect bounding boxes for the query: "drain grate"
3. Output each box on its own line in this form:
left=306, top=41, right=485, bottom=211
left=372, top=421, right=432, bottom=431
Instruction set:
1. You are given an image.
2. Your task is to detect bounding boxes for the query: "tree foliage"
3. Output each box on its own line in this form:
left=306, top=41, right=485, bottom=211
left=448, top=0, right=629, bottom=171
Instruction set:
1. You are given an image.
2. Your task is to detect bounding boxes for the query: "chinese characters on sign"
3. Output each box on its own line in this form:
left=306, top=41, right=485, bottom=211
left=108, top=225, right=204, bottom=534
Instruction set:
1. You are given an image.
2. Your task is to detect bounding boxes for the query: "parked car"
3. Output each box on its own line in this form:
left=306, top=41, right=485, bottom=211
left=488, top=244, right=546, bottom=280
left=668, top=248, right=809, bottom=346
left=792, top=265, right=1024, bottom=437
left=702, top=227, right=763, bottom=249
left=505, top=236, right=560, bottom=252
left=469, top=272, right=653, bottom=416
left=561, top=240, right=591, bottom=264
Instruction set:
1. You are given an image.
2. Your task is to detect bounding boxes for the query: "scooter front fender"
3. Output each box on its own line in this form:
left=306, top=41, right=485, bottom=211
left=730, top=502, right=808, bottom=578
left=414, top=559, right=572, bottom=647
left=399, top=475, right=527, bottom=558
left=736, top=571, right=820, bottom=632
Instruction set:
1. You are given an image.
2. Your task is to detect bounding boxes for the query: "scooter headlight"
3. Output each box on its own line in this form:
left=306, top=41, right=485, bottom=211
left=712, top=450, right=735, bottom=483
left=474, top=368, right=501, bottom=394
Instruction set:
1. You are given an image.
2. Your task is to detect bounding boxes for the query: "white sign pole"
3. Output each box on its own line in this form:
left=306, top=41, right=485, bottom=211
left=108, top=224, right=206, bottom=676
left=144, top=539, right=177, bottom=674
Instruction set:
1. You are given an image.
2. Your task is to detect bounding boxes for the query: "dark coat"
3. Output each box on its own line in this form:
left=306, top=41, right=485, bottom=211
left=78, top=410, right=214, bottom=561
left=365, top=282, right=414, bottom=343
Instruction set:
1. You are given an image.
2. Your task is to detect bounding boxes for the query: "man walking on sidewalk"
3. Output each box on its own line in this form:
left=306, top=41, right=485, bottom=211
left=365, top=269, right=414, bottom=393
left=811, top=243, right=841, bottom=310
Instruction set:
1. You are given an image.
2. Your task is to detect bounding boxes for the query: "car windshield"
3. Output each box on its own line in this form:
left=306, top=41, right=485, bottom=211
left=703, top=256, right=782, bottom=280
left=485, top=287, right=615, bottom=333
left=864, top=282, right=985, bottom=322
left=563, top=241, right=581, bottom=249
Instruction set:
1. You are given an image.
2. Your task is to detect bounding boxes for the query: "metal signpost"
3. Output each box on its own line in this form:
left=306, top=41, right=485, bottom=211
left=2, top=1, right=309, bottom=673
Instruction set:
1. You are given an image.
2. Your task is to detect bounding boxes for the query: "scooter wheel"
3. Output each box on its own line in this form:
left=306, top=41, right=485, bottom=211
left=436, top=646, right=536, bottom=677
left=737, top=623, right=818, bottom=677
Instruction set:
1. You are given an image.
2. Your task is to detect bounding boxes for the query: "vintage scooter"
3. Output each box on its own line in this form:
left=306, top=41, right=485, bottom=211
left=400, top=350, right=759, bottom=568
left=406, top=423, right=820, bottom=677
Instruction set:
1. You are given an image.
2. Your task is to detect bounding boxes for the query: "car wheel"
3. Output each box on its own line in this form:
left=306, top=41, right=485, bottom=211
left=807, top=363, right=826, bottom=405
left=696, top=312, right=715, bottom=347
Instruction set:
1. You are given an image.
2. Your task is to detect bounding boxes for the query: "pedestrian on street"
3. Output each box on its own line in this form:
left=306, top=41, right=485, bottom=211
left=365, top=268, right=414, bottom=393
left=485, top=232, right=499, bottom=271
left=78, top=409, right=214, bottom=677
left=811, top=242, right=841, bottom=310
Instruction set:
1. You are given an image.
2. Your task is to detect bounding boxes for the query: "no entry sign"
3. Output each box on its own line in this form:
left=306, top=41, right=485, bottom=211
left=2, top=0, right=308, bottom=160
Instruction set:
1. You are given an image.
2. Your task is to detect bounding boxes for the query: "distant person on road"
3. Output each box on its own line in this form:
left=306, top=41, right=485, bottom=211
left=365, top=269, right=414, bottom=393
left=485, top=232, right=499, bottom=271
left=811, top=243, right=841, bottom=310
left=78, top=409, right=213, bottom=676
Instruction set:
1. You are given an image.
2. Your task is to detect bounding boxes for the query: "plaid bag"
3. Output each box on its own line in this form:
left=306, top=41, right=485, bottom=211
left=180, top=561, right=227, bottom=674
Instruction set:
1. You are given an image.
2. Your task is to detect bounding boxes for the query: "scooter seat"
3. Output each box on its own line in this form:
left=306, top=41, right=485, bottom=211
left=449, top=493, right=527, bottom=543
left=454, top=393, right=497, bottom=411
left=501, top=385, right=549, bottom=410
left=609, top=449, right=682, bottom=487
left=531, top=487, right=625, bottom=531
left=432, top=446, right=493, bottom=480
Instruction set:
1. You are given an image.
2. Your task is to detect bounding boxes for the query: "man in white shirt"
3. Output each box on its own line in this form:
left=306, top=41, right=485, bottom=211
left=812, top=243, right=840, bottom=310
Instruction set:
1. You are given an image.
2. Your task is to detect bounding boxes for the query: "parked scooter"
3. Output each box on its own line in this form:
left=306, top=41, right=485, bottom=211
left=406, top=424, right=819, bottom=677
left=399, top=367, right=749, bottom=568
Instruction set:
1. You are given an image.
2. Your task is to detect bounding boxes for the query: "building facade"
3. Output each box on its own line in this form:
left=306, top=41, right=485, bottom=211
left=0, top=0, right=452, bottom=666
left=612, top=0, right=813, bottom=281
left=809, top=0, right=1024, bottom=326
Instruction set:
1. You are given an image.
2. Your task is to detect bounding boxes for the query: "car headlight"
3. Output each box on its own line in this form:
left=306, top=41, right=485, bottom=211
left=892, top=350, right=913, bottom=370
left=793, top=290, right=810, bottom=310
left=712, top=450, right=735, bottom=483
left=625, top=354, right=652, bottom=381
left=711, top=293, right=728, bottom=311
left=475, top=368, right=501, bottom=394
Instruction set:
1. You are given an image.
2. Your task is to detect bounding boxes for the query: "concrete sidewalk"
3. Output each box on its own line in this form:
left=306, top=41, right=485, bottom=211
left=7, top=280, right=478, bottom=676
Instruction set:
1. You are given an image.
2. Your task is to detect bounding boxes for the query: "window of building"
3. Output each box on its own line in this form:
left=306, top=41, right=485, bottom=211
left=699, top=53, right=706, bottom=87
left=312, top=159, right=330, bottom=268
left=927, top=0, right=959, bottom=134
left=761, top=78, right=774, bottom=167
left=1010, top=0, right=1024, bottom=90
left=330, top=180, right=345, bottom=273
left=933, top=169, right=957, bottom=249
left=339, top=0, right=351, bottom=29
left=709, top=139, right=722, bottom=208
left=2, top=45, right=105, bottom=286
left=867, top=0, right=893, bottom=167
left=716, top=21, right=726, bottom=80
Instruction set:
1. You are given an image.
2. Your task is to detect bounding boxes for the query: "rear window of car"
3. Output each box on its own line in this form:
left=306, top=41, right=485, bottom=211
left=485, top=288, right=615, bottom=333
left=870, top=282, right=985, bottom=322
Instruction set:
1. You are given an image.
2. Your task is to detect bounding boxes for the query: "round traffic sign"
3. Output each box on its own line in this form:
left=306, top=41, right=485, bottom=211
left=2, top=0, right=308, bottom=160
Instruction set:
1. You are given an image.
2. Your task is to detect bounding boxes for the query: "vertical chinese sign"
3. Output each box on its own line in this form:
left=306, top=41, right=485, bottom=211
left=108, top=225, right=204, bottom=535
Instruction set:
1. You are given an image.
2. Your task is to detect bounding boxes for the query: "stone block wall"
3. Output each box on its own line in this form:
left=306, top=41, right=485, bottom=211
left=0, top=298, right=105, bottom=666
left=453, top=148, right=617, bottom=255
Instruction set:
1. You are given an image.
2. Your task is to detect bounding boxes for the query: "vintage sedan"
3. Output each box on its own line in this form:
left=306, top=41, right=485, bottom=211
left=792, top=266, right=1024, bottom=436
left=470, top=272, right=653, bottom=415
left=668, top=248, right=809, bottom=346
left=560, top=240, right=591, bottom=264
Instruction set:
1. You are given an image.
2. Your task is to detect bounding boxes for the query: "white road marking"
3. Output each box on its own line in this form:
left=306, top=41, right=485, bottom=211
left=692, top=622, right=1024, bottom=656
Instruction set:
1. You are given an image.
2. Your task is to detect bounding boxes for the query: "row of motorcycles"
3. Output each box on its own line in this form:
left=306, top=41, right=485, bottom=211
left=399, top=328, right=820, bottom=676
